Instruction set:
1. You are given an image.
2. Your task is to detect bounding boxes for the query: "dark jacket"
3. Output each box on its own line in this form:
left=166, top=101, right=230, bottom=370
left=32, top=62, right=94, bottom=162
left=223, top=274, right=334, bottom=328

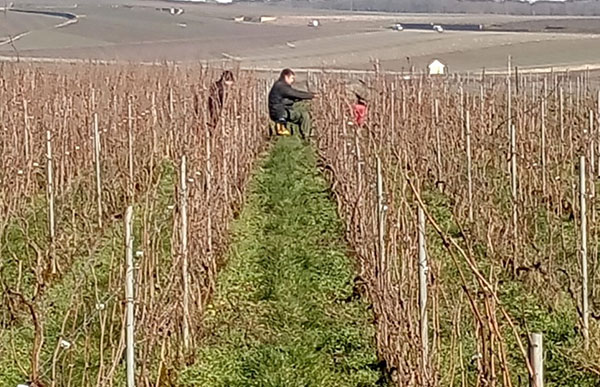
left=208, top=79, right=226, bottom=127
left=268, top=79, right=314, bottom=122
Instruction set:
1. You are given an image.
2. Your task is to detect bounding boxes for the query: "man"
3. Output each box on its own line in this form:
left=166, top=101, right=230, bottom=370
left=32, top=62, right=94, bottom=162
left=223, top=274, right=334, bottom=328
left=206, top=70, right=235, bottom=128
left=268, top=68, right=316, bottom=138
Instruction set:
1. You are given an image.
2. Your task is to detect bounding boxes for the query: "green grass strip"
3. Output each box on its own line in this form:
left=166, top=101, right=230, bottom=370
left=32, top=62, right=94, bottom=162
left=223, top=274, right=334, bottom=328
left=179, top=137, right=384, bottom=387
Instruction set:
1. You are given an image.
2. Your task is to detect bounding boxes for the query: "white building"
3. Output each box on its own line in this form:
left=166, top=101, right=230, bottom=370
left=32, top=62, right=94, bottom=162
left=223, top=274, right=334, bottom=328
left=428, top=59, right=446, bottom=75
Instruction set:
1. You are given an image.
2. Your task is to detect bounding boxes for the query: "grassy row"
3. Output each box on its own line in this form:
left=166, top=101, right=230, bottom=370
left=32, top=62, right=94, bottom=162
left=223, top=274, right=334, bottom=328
left=179, top=137, right=384, bottom=386
left=423, top=189, right=599, bottom=386
left=0, top=161, right=175, bottom=385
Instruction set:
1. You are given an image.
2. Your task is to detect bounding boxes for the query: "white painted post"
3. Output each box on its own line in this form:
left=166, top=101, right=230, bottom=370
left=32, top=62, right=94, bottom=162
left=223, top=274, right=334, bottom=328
left=529, top=333, right=543, bottom=387
left=376, top=156, right=386, bottom=291
left=180, top=155, right=191, bottom=351
left=580, top=156, right=590, bottom=351
left=125, top=206, right=135, bottom=387
left=466, top=111, right=473, bottom=223
left=46, top=130, right=56, bottom=274
left=418, top=206, right=428, bottom=373
left=93, top=113, right=103, bottom=228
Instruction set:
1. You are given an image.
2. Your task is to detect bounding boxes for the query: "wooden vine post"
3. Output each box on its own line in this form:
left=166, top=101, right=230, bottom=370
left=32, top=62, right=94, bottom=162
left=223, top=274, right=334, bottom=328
left=180, top=155, right=191, bottom=351
left=127, top=97, right=135, bottom=204
left=529, top=333, right=543, bottom=387
left=376, top=155, right=386, bottom=291
left=93, top=113, right=103, bottom=228
left=418, top=206, right=428, bottom=375
left=541, top=100, right=547, bottom=197
left=125, top=206, right=136, bottom=387
left=511, top=124, right=518, bottom=267
left=466, top=110, right=473, bottom=223
left=46, top=129, right=56, bottom=274
left=580, top=156, right=590, bottom=351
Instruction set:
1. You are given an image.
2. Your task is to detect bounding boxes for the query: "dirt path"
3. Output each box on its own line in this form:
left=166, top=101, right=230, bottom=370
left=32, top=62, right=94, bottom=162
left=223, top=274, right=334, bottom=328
left=179, top=137, right=384, bottom=386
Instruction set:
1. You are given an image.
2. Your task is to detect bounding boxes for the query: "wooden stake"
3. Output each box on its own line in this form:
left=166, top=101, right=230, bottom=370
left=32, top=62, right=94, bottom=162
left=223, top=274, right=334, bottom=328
left=355, top=131, right=363, bottom=193
left=466, top=111, right=473, bottom=223
left=480, top=84, right=484, bottom=119
left=418, top=206, right=428, bottom=374
left=580, top=156, right=590, bottom=351
left=127, top=98, right=134, bottom=204
left=23, top=98, right=30, bottom=162
left=591, top=112, right=596, bottom=188
left=46, top=130, right=56, bottom=274
left=180, top=155, right=190, bottom=351
left=93, top=113, right=102, bottom=228
left=560, top=87, right=564, bottom=144
left=435, top=99, right=442, bottom=182
left=402, top=86, right=407, bottom=121
left=376, top=156, right=386, bottom=291
left=511, top=124, right=518, bottom=266
left=529, top=333, right=543, bottom=387
left=205, top=128, right=213, bottom=255
left=541, top=100, right=547, bottom=197
left=125, top=206, right=136, bottom=387
left=597, top=90, right=600, bottom=179
left=507, top=57, right=513, bottom=156
left=460, top=86, right=465, bottom=141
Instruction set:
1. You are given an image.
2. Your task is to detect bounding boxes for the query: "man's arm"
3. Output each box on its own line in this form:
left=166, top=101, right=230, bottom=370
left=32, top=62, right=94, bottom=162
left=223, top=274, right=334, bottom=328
left=280, top=83, right=314, bottom=100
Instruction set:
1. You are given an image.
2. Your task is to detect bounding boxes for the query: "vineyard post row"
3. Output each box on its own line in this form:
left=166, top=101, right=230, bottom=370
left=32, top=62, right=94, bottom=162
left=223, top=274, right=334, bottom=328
left=314, top=66, right=600, bottom=386
left=0, top=64, right=271, bottom=386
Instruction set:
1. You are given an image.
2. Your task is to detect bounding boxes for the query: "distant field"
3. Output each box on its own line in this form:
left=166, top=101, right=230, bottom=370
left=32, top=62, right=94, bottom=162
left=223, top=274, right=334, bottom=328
left=0, top=11, right=59, bottom=38
left=2, top=1, right=600, bottom=72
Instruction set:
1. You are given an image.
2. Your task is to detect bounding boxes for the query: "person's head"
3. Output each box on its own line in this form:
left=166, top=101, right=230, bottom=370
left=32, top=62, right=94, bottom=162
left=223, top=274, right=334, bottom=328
left=280, top=68, right=295, bottom=85
left=221, top=70, right=235, bottom=86
left=356, top=94, right=367, bottom=106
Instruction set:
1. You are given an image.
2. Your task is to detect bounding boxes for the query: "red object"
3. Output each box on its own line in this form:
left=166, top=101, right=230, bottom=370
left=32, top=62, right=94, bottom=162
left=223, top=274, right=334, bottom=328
left=352, top=103, right=367, bottom=126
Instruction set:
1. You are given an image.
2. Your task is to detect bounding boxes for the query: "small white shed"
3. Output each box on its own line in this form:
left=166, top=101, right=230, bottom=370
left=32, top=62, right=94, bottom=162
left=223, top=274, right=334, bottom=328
left=428, top=59, right=446, bottom=75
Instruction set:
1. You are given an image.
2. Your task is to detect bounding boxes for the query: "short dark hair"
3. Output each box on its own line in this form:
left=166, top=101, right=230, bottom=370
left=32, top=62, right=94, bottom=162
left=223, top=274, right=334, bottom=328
left=221, top=70, right=234, bottom=82
left=280, top=68, right=295, bottom=79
